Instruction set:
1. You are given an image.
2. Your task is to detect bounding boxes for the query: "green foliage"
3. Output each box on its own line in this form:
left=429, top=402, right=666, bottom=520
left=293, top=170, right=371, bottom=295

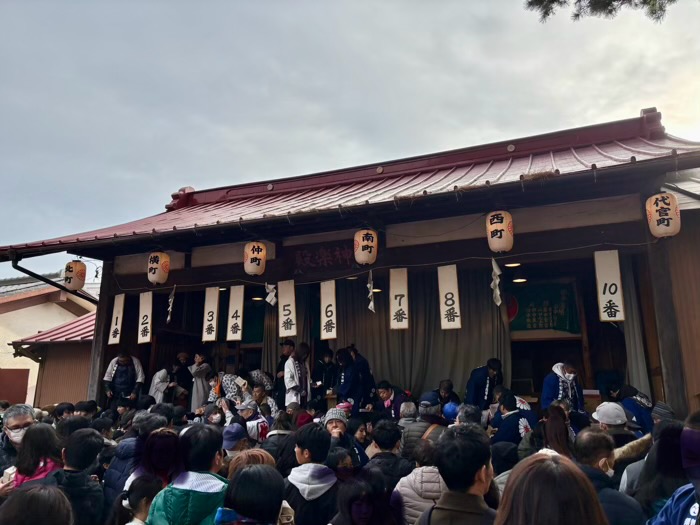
left=525, top=0, right=678, bottom=21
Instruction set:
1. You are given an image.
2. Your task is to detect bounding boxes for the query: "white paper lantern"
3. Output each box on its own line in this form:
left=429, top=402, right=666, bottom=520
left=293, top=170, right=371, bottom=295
left=244, top=242, right=267, bottom=276
left=64, top=260, right=87, bottom=291
left=147, top=251, right=171, bottom=285
left=646, top=192, right=681, bottom=238
left=486, top=211, right=514, bottom=253
left=354, top=229, right=378, bottom=265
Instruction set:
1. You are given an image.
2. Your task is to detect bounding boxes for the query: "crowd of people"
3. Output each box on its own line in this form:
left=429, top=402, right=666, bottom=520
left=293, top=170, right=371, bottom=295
left=0, top=345, right=698, bottom=525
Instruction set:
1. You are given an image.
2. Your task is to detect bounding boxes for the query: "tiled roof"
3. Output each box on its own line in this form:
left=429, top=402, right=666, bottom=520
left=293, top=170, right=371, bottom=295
left=14, top=312, right=96, bottom=345
left=1, top=109, right=699, bottom=261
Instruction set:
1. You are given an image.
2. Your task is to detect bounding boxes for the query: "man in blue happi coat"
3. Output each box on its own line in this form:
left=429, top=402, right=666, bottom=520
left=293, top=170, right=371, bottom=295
left=491, top=391, right=539, bottom=445
left=464, top=358, right=503, bottom=411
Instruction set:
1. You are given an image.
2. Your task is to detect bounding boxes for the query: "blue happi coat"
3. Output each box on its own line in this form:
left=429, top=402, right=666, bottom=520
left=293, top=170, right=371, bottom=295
left=465, top=366, right=502, bottom=411
left=648, top=484, right=698, bottom=525
left=541, top=364, right=585, bottom=413
left=492, top=409, right=540, bottom=445
left=491, top=396, right=532, bottom=429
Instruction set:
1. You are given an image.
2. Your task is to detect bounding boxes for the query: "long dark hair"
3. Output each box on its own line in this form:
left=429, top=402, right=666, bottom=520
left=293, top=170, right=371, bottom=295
left=15, top=423, right=62, bottom=476
left=226, top=465, right=284, bottom=523
left=139, top=428, right=182, bottom=485
left=495, top=454, right=609, bottom=525
left=334, top=478, right=375, bottom=525
left=633, top=422, right=688, bottom=517
left=543, top=406, right=573, bottom=458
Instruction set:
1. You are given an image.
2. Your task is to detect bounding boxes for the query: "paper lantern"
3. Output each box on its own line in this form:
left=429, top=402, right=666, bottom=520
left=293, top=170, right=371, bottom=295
left=646, top=192, right=681, bottom=238
left=354, top=229, right=378, bottom=265
left=64, top=260, right=87, bottom=291
left=244, top=242, right=267, bottom=276
left=486, top=211, right=514, bottom=253
left=147, top=251, right=170, bottom=285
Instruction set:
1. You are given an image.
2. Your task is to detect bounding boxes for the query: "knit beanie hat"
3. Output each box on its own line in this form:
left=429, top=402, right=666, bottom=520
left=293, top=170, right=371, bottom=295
left=651, top=401, right=675, bottom=421
left=323, top=408, right=348, bottom=426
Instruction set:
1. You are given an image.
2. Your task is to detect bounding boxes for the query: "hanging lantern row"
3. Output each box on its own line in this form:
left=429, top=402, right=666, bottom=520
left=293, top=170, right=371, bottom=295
left=646, top=192, right=681, bottom=239
left=120, top=195, right=681, bottom=286
left=63, top=260, right=87, bottom=291
left=147, top=251, right=171, bottom=285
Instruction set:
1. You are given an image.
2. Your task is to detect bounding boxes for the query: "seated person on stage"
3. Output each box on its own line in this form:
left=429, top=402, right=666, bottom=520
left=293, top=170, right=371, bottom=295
left=374, top=380, right=408, bottom=420
left=434, top=379, right=461, bottom=409
left=465, top=358, right=503, bottom=411
left=491, top=391, right=539, bottom=446
left=252, top=383, right=279, bottom=418
left=490, top=385, right=531, bottom=429
left=541, top=361, right=589, bottom=431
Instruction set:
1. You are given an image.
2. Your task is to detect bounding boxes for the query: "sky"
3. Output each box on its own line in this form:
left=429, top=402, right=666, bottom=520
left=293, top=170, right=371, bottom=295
left=1, top=1, right=699, bottom=279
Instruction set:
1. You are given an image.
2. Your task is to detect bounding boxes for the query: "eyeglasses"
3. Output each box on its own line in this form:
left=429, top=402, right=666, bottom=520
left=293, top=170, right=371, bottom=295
left=6, top=421, right=35, bottom=431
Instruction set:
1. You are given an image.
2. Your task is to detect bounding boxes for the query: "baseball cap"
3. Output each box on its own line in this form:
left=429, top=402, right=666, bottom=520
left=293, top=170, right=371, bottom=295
left=234, top=399, right=258, bottom=412
left=223, top=423, right=248, bottom=450
left=418, top=391, right=440, bottom=408
left=443, top=402, right=459, bottom=423
left=592, top=402, right=626, bottom=425
left=323, top=408, right=348, bottom=426
left=280, top=339, right=295, bottom=347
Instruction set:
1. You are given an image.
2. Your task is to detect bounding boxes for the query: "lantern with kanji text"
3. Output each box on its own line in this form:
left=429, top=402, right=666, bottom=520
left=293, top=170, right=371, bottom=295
left=486, top=211, right=514, bottom=253
left=64, top=260, right=87, bottom=291
left=244, top=242, right=267, bottom=276
left=646, top=192, right=681, bottom=238
left=354, top=229, right=378, bottom=265
left=147, top=251, right=170, bottom=285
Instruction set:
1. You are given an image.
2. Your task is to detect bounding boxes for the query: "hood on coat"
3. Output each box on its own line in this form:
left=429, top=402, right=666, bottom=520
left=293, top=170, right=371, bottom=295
left=402, top=466, right=445, bottom=500
left=552, top=363, right=569, bottom=380
left=287, top=463, right=337, bottom=501
left=115, top=437, right=138, bottom=459
left=156, top=471, right=228, bottom=525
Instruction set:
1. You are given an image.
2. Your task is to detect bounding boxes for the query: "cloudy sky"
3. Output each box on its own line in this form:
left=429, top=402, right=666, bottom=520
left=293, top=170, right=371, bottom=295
left=1, top=1, right=699, bottom=279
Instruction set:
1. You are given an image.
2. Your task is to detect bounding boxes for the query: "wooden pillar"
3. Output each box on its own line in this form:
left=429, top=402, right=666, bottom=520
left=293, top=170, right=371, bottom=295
left=574, top=279, right=594, bottom=389
left=646, top=242, right=689, bottom=417
left=87, top=261, right=115, bottom=401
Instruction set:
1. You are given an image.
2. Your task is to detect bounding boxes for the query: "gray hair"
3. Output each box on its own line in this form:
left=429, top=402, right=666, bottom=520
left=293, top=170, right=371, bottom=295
left=399, top=402, right=417, bottom=419
left=2, top=404, right=36, bottom=428
left=419, top=404, right=441, bottom=418
left=456, top=404, right=482, bottom=425
left=133, top=411, right=167, bottom=438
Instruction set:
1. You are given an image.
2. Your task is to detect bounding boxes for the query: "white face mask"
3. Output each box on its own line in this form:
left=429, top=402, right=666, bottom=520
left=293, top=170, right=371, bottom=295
left=209, top=414, right=222, bottom=424
left=5, top=427, right=27, bottom=445
left=600, top=459, right=615, bottom=478
left=565, top=373, right=576, bottom=381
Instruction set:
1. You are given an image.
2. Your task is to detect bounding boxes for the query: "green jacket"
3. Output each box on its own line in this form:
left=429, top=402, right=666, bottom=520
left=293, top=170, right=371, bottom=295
left=147, top=471, right=228, bottom=525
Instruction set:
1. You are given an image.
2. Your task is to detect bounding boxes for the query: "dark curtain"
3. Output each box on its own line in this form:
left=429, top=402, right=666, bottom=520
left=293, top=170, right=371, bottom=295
left=334, top=268, right=511, bottom=397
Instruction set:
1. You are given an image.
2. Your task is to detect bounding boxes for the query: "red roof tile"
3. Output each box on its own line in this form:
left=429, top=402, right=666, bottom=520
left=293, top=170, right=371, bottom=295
left=15, top=312, right=96, bottom=345
left=2, top=109, right=699, bottom=260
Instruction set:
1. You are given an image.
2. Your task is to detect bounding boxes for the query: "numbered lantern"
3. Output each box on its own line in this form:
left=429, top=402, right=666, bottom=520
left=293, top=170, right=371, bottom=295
left=243, top=242, right=267, bottom=276
left=147, top=251, right=170, bottom=285
left=486, top=211, right=514, bottom=253
left=64, top=260, right=87, bottom=291
left=354, top=229, right=378, bottom=265
left=646, top=192, right=681, bottom=238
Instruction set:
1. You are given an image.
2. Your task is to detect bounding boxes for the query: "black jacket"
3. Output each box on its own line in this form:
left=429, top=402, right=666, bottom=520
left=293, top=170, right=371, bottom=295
left=0, top=433, right=17, bottom=473
left=579, top=464, right=646, bottom=525
left=363, top=452, right=415, bottom=492
left=284, top=465, right=338, bottom=525
left=312, top=360, right=338, bottom=396
left=261, top=430, right=293, bottom=461
left=29, top=469, right=105, bottom=525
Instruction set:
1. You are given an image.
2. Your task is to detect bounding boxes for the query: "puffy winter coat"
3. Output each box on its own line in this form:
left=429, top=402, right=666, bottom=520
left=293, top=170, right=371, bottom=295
left=148, top=471, right=228, bottom=525
left=391, top=466, right=447, bottom=525
left=103, top=437, right=138, bottom=507
left=28, top=469, right=105, bottom=525
left=400, top=416, right=447, bottom=461
left=0, top=433, right=18, bottom=473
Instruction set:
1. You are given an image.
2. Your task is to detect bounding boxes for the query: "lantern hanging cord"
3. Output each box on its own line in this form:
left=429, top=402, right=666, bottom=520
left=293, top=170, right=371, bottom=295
left=111, top=238, right=658, bottom=292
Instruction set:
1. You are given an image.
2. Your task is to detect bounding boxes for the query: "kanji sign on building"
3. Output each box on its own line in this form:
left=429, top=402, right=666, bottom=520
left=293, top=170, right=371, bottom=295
left=108, top=294, right=125, bottom=345
left=437, top=265, right=462, bottom=330
left=138, top=291, right=153, bottom=344
left=646, top=192, right=681, bottom=238
left=390, top=268, right=409, bottom=330
left=594, top=250, right=625, bottom=322
left=202, top=287, right=220, bottom=342
left=226, top=285, right=245, bottom=342
left=320, top=280, right=337, bottom=340
left=278, top=280, right=297, bottom=337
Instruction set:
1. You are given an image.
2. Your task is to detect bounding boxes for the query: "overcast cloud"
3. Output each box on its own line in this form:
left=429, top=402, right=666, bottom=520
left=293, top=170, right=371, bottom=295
left=1, top=1, right=699, bottom=278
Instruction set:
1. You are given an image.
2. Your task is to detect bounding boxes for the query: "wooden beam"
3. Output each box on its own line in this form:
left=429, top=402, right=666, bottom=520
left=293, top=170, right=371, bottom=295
left=646, top=242, right=688, bottom=417
left=87, top=261, right=115, bottom=401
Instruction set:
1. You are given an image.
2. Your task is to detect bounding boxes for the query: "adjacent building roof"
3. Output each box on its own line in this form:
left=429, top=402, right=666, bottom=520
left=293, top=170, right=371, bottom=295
left=13, top=311, right=96, bottom=346
left=2, top=108, right=699, bottom=262
left=0, top=272, right=62, bottom=298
